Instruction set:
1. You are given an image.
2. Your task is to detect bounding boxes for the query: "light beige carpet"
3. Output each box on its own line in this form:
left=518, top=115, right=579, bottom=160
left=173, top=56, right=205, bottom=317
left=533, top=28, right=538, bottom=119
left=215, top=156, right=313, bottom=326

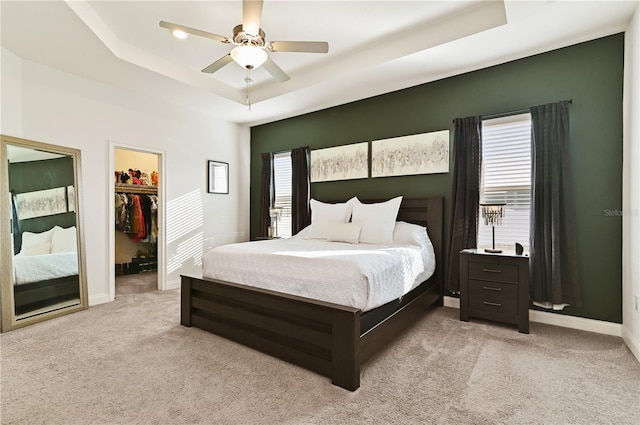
left=1, top=289, right=638, bottom=425
left=115, top=271, right=158, bottom=296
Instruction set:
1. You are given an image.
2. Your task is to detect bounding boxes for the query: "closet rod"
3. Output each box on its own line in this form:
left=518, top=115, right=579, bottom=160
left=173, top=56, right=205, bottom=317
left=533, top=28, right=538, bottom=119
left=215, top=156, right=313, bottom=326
left=115, top=183, right=158, bottom=195
left=452, top=99, right=573, bottom=123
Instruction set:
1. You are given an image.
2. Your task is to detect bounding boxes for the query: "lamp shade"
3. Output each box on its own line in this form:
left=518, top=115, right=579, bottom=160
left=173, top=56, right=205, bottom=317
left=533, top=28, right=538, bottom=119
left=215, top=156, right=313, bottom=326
left=230, top=45, right=268, bottom=69
left=480, top=203, right=506, bottom=226
left=269, top=207, right=283, bottom=218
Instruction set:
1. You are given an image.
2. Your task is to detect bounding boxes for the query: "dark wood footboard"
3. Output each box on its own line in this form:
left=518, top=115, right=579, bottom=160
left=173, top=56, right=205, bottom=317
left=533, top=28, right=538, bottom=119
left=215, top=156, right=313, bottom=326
left=182, top=275, right=363, bottom=390
left=181, top=272, right=441, bottom=391
left=14, top=275, right=80, bottom=316
left=180, top=196, right=444, bottom=391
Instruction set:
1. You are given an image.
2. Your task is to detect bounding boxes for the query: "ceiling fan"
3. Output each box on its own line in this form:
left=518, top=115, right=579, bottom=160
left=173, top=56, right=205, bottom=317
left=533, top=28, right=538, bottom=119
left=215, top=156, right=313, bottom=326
left=159, top=0, right=329, bottom=83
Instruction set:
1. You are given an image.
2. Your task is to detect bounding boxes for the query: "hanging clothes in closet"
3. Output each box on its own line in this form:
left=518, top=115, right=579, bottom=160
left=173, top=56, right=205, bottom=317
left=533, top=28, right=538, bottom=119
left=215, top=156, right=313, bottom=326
left=115, top=193, right=158, bottom=243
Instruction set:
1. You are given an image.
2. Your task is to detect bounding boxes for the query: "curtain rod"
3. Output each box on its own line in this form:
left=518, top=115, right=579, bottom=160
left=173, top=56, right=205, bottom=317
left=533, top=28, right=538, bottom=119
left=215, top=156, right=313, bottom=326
left=270, top=146, right=309, bottom=156
left=452, top=99, right=573, bottom=123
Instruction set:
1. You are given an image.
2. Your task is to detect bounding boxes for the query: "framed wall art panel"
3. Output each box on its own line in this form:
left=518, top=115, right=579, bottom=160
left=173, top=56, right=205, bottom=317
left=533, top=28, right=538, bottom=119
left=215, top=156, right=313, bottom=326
left=15, top=187, right=68, bottom=220
left=371, top=130, right=449, bottom=178
left=310, top=142, right=369, bottom=183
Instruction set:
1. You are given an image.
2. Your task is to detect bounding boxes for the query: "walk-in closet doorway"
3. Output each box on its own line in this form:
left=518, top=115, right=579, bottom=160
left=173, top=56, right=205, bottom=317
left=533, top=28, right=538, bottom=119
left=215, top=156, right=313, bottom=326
left=108, top=142, right=165, bottom=301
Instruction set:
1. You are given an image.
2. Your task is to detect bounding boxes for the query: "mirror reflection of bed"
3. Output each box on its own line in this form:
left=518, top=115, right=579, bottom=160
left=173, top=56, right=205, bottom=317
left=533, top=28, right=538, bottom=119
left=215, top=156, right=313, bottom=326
left=3, top=141, right=85, bottom=324
left=13, top=225, right=80, bottom=319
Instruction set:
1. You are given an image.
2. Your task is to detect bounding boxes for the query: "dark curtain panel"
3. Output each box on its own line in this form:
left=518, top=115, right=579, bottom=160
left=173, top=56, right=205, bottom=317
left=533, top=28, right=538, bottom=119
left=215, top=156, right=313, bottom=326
left=11, top=191, right=21, bottom=255
left=529, top=100, right=581, bottom=307
left=259, top=152, right=274, bottom=238
left=291, top=147, right=310, bottom=234
left=445, top=116, right=482, bottom=293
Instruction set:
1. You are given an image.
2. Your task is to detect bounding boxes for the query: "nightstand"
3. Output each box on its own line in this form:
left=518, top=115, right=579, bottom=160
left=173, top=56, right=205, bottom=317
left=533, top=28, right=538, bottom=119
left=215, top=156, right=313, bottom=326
left=459, top=249, right=530, bottom=333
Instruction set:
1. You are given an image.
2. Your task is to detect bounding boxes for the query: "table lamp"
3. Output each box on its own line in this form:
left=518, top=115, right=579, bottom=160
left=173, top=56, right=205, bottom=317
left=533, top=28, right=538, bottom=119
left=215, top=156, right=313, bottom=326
left=268, top=207, right=283, bottom=238
left=481, top=203, right=506, bottom=253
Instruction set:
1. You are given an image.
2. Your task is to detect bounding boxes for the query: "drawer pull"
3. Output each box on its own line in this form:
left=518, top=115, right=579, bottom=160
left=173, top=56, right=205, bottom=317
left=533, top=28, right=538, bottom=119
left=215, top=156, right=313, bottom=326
left=483, top=301, right=502, bottom=307
left=482, top=268, right=502, bottom=273
left=482, top=286, right=502, bottom=292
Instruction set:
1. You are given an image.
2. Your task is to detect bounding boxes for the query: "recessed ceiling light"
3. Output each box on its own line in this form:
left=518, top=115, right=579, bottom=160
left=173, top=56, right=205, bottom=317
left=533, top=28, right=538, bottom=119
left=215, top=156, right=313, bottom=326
left=172, top=30, right=188, bottom=39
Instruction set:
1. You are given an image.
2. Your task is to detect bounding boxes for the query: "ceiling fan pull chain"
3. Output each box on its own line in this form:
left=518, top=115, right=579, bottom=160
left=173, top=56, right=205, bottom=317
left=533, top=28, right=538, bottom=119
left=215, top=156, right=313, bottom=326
left=245, top=69, right=253, bottom=111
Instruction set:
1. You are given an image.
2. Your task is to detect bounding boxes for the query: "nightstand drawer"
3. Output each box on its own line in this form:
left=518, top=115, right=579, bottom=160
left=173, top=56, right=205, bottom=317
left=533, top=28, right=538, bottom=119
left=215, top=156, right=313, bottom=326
left=469, top=296, right=518, bottom=317
left=468, top=279, right=518, bottom=300
left=468, top=262, right=518, bottom=283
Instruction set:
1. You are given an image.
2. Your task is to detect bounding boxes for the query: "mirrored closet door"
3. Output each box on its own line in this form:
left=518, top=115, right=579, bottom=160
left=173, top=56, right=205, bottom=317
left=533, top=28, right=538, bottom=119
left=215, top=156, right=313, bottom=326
left=1, top=135, right=88, bottom=332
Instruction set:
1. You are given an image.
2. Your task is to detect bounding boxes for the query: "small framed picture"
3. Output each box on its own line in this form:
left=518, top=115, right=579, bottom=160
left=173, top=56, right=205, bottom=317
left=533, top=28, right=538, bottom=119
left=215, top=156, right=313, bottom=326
left=207, top=160, right=229, bottom=194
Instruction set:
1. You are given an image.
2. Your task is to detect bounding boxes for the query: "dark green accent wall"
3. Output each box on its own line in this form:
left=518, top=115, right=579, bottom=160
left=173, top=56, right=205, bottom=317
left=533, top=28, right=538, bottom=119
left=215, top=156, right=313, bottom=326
left=9, top=156, right=77, bottom=235
left=250, top=33, right=624, bottom=323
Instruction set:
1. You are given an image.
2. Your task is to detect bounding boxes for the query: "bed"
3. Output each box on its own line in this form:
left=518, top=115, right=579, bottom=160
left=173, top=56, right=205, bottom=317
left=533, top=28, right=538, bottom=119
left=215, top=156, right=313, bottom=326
left=181, top=196, right=443, bottom=391
left=12, top=226, right=80, bottom=316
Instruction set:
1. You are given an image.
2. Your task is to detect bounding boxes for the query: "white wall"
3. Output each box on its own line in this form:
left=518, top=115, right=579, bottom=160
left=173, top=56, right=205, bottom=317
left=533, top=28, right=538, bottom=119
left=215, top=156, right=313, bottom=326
left=1, top=47, right=251, bottom=305
left=622, top=5, right=640, bottom=363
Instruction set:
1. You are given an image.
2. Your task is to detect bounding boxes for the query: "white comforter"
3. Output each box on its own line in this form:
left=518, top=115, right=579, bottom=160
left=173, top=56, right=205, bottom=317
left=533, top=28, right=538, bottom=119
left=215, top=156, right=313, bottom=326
left=13, top=251, right=78, bottom=285
left=202, top=238, right=436, bottom=312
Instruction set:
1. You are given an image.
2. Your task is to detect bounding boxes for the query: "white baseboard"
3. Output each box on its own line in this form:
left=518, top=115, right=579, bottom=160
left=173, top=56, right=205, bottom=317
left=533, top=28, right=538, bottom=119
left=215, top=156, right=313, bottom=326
left=89, top=293, right=111, bottom=306
left=444, top=296, right=460, bottom=309
left=529, top=309, right=622, bottom=336
left=443, top=296, right=622, bottom=337
left=622, top=326, right=640, bottom=363
left=165, top=279, right=180, bottom=290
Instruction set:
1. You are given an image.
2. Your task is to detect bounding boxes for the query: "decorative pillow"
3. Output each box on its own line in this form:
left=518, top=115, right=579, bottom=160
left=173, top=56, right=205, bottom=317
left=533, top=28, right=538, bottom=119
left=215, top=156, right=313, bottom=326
left=306, top=198, right=356, bottom=240
left=20, top=227, right=58, bottom=253
left=352, top=196, right=403, bottom=245
left=22, top=241, right=52, bottom=256
left=327, top=222, right=362, bottom=244
left=393, top=221, right=428, bottom=246
left=292, top=225, right=312, bottom=239
left=50, top=226, right=77, bottom=253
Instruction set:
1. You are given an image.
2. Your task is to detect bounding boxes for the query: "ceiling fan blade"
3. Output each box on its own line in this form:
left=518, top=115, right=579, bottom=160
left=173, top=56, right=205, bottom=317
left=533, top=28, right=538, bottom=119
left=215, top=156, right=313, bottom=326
left=242, top=0, right=263, bottom=36
left=201, top=54, right=234, bottom=74
left=268, top=41, right=329, bottom=54
left=262, top=57, right=290, bottom=83
left=159, top=21, right=228, bottom=43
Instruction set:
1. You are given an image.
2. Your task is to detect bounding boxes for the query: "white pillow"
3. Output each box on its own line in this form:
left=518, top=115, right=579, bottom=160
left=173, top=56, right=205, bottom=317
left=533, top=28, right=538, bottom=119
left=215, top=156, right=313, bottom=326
left=393, top=221, right=428, bottom=246
left=292, top=224, right=312, bottom=239
left=22, top=241, right=52, bottom=256
left=352, top=196, right=403, bottom=245
left=327, top=222, right=362, bottom=244
left=51, top=226, right=77, bottom=253
left=307, top=198, right=356, bottom=240
left=21, top=227, right=57, bottom=247
left=20, top=227, right=58, bottom=252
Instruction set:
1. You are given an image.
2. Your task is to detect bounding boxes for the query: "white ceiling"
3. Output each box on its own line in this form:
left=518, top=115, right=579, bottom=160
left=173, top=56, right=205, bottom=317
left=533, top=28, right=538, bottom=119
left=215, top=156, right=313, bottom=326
left=1, top=1, right=638, bottom=126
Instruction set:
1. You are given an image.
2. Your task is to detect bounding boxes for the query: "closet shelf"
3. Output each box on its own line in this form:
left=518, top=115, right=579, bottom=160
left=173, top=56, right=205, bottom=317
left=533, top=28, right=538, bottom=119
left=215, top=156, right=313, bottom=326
left=115, top=183, right=158, bottom=195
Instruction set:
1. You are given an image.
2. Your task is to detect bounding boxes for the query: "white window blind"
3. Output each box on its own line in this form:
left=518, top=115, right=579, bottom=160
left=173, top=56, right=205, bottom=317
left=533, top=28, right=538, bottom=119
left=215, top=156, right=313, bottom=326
left=273, top=151, right=292, bottom=238
left=478, top=113, right=532, bottom=251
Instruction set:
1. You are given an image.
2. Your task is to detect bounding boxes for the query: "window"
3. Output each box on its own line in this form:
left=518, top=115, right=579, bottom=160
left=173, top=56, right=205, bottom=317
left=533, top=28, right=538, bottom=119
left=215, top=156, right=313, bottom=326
left=273, top=151, right=292, bottom=237
left=478, top=113, right=532, bottom=251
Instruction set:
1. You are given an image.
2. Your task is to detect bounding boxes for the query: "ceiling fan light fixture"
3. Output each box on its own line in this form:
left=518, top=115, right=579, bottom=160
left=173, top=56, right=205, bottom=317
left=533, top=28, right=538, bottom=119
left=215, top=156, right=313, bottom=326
left=171, top=29, right=188, bottom=39
left=230, top=45, right=268, bottom=69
